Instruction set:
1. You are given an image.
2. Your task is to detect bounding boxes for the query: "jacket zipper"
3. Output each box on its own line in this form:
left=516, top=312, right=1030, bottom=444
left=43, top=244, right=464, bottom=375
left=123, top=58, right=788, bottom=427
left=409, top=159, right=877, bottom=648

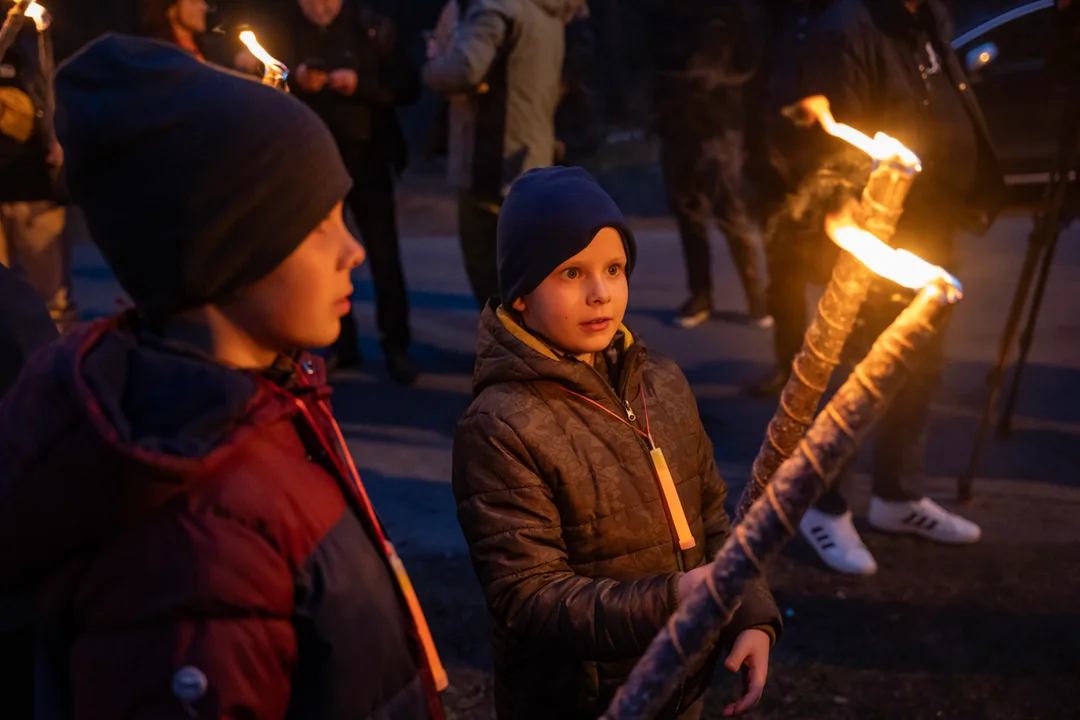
left=580, top=355, right=687, bottom=573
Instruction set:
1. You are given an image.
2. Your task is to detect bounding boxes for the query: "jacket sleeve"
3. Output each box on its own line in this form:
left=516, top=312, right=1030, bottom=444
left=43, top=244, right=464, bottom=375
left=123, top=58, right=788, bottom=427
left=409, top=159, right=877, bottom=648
left=64, top=511, right=297, bottom=719
left=697, top=421, right=783, bottom=647
left=423, top=9, right=508, bottom=94
left=793, top=22, right=873, bottom=179
left=453, top=411, right=680, bottom=662
left=798, top=24, right=870, bottom=126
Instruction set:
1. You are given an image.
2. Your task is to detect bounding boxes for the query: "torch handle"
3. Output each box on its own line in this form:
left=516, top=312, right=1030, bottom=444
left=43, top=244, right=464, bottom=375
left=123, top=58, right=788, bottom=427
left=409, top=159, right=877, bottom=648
left=735, top=159, right=918, bottom=523
left=38, top=26, right=55, bottom=144
left=603, top=280, right=960, bottom=720
left=0, top=0, right=33, bottom=60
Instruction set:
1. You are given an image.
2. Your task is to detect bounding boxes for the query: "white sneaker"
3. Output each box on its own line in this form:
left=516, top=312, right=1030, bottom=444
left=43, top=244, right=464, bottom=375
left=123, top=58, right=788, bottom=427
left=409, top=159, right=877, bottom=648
left=800, top=508, right=878, bottom=575
left=748, top=314, right=775, bottom=329
left=868, top=496, right=982, bottom=545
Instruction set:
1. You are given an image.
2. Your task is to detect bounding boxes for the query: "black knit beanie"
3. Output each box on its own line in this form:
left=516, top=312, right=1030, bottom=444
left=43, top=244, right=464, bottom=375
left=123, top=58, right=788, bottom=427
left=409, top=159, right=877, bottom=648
left=55, top=34, right=353, bottom=320
left=497, top=166, right=636, bottom=304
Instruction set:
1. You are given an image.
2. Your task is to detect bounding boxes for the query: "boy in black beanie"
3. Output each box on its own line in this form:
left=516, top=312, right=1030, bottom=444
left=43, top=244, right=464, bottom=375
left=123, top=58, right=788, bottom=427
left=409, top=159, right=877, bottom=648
left=453, top=166, right=780, bottom=719
left=0, top=36, right=445, bottom=719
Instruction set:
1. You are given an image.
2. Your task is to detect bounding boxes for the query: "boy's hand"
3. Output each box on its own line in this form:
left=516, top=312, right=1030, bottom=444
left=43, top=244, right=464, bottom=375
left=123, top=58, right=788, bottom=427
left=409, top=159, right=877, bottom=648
left=675, top=564, right=710, bottom=602
left=722, top=628, right=770, bottom=716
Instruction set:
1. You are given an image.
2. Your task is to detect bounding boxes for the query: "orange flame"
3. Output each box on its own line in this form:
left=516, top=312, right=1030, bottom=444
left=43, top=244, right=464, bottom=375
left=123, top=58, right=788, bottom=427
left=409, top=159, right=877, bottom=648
left=25, top=2, right=49, bottom=31
left=824, top=212, right=957, bottom=290
left=794, top=95, right=922, bottom=170
left=239, top=31, right=287, bottom=76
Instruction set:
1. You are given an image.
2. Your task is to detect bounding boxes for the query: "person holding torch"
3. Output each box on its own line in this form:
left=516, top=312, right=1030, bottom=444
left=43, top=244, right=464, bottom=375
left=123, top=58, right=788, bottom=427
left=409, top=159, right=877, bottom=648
left=0, top=1, right=71, bottom=332
left=453, top=167, right=781, bottom=719
left=790, top=0, right=1003, bottom=575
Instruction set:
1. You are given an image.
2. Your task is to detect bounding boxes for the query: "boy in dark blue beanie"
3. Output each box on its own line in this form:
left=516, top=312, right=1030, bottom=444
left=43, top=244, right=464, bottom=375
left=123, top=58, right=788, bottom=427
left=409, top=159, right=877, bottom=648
left=453, top=167, right=780, bottom=719
left=0, top=35, right=446, bottom=719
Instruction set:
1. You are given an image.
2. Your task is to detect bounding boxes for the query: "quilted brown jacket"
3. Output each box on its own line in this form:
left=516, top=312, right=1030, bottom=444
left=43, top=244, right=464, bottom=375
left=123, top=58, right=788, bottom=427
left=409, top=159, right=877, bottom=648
left=452, top=306, right=781, bottom=719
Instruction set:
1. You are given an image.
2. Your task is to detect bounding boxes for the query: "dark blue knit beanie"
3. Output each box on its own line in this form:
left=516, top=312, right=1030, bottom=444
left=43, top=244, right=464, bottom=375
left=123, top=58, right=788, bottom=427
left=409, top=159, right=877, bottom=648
left=55, top=34, right=353, bottom=320
left=497, top=167, right=636, bottom=303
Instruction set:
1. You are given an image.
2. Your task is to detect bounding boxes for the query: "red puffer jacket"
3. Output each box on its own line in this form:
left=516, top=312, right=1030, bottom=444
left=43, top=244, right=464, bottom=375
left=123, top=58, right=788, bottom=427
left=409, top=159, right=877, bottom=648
left=0, top=315, right=445, bottom=720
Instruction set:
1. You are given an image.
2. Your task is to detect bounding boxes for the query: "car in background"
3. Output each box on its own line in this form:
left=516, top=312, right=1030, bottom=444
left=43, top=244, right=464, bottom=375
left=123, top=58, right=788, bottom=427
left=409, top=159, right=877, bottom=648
left=952, top=0, right=1073, bottom=187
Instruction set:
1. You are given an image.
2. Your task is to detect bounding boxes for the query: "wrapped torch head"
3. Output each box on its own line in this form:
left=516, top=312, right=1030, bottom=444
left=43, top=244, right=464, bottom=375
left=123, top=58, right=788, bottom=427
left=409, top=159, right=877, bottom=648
left=858, top=152, right=921, bottom=243
left=784, top=95, right=923, bottom=244
left=261, top=63, right=288, bottom=90
left=239, top=31, right=289, bottom=91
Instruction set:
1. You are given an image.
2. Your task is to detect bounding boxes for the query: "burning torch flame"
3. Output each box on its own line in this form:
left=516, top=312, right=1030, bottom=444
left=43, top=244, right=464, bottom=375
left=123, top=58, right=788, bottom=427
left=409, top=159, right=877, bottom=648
left=788, top=95, right=922, bottom=170
left=825, top=212, right=960, bottom=292
left=24, top=2, right=48, bottom=31
left=239, top=30, right=288, bottom=86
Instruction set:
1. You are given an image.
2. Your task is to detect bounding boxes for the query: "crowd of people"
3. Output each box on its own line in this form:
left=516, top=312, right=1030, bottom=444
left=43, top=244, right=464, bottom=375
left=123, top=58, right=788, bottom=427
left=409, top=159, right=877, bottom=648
left=0, top=0, right=1007, bottom=717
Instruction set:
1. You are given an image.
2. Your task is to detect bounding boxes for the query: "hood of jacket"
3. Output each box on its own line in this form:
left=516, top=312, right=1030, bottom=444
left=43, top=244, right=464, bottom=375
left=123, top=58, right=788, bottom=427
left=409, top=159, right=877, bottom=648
left=0, top=315, right=315, bottom=591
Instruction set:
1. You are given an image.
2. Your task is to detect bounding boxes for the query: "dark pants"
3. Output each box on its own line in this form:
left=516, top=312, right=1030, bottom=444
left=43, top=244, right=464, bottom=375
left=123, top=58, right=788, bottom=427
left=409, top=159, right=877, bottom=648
left=337, top=139, right=410, bottom=353
left=815, top=298, right=948, bottom=513
left=764, top=212, right=809, bottom=371
left=659, top=129, right=767, bottom=315
left=816, top=204, right=958, bottom=514
left=458, top=190, right=501, bottom=309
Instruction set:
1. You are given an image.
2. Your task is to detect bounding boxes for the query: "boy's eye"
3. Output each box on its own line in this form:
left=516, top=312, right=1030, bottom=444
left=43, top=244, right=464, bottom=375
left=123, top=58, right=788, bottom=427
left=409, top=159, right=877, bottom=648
left=562, top=268, right=580, bottom=280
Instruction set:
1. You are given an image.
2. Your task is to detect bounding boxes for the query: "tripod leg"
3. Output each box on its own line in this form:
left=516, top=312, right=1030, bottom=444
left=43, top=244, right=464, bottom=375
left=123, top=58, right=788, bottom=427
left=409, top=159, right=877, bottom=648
left=957, top=224, right=1047, bottom=501
left=995, top=72, right=1080, bottom=442
left=996, top=219, right=1064, bottom=441
left=959, top=71, right=1080, bottom=499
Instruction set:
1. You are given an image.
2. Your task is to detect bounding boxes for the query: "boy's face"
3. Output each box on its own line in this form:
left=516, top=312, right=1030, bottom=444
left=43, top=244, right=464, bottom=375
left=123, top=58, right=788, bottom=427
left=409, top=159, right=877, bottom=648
left=221, top=202, right=364, bottom=353
left=513, top=227, right=628, bottom=357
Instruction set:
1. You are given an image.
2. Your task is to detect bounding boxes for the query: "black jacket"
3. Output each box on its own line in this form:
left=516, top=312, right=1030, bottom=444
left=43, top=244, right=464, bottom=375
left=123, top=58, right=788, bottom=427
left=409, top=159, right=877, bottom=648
left=255, top=0, right=420, bottom=169
left=453, top=307, right=781, bottom=720
left=778, top=0, right=1004, bottom=236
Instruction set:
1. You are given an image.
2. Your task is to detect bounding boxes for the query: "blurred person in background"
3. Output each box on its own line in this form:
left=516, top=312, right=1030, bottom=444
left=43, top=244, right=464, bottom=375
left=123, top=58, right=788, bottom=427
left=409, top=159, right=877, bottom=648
left=138, top=0, right=209, bottom=59
left=554, top=1, right=601, bottom=165
left=744, top=0, right=837, bottom=398
left=791, top=0, right=1001, bottom=575
left=240, top=0, right=422, bottom=384
left=650, top=0, right=771, bottom=330
left=0, top=3, right=72, bottom=333
left=423, top=0, right=579, bottom=309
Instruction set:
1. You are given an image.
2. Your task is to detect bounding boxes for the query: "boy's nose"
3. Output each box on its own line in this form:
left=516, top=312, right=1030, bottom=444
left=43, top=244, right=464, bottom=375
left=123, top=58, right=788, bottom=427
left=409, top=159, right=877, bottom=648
left=344, top=232, right=366, bottom=270
left=587, top=277, right=611, bottom=305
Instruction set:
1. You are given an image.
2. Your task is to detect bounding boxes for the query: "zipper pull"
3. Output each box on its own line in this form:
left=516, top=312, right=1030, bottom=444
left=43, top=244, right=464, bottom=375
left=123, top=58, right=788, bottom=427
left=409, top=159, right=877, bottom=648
left=624, top=399, right=637, bottom=422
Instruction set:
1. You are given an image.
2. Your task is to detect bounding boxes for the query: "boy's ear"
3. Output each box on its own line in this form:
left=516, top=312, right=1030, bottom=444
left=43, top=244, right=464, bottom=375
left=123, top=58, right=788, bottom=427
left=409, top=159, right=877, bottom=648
left=512, top=297, right=527, bottom=312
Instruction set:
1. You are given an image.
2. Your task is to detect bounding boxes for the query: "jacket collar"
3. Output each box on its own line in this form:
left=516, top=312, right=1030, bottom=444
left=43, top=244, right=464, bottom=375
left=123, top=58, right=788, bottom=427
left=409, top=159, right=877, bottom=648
left=472, top=303, right=645, bottom=404
left=494, top=305, right=634, bottom=361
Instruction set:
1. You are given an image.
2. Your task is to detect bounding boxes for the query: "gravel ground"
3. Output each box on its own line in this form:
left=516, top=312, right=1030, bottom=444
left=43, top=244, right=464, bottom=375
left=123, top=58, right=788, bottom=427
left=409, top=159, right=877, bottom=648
left=408, top=533, right=1080, bottom=720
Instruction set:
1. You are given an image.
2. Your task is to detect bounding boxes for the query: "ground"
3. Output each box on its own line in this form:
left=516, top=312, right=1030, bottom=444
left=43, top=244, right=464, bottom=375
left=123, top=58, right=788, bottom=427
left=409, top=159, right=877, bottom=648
left=70, top=189, right=1080, bottom=719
